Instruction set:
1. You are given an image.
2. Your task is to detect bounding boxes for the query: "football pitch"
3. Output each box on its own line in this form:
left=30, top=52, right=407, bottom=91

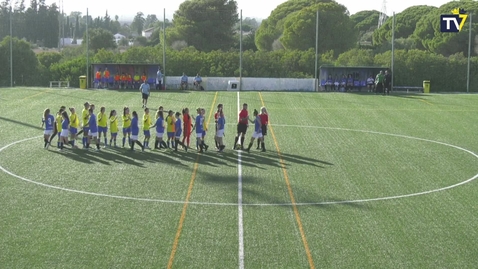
left=1, top=87, right=478, bottom=268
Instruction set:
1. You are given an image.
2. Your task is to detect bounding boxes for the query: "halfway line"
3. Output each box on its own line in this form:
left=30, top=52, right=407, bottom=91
left=237, top=91, right=245, bottom=269
left=167, top=91, right=218, bottom=269
left=258, top=92, right=316, bottom=269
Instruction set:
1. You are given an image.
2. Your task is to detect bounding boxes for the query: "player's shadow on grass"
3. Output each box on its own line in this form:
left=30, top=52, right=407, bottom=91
left=0, top=116, right=44, bottom=131
left=198, top=172, right=367, bottom=208
left=238, top=150, right=333, bottom=169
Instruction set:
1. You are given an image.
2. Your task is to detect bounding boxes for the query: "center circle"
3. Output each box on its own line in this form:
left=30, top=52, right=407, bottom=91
left=1, top=126, right=477, bottom=206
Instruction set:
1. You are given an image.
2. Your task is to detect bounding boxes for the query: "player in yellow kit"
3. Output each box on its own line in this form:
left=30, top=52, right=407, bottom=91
left=109, top=110, right=118, bottom=147
left=76, top=102, right=90, bottom=148
left=122, top=106, right=132, bottom=147
left=68, top=107, right=80, bottom=148
left=48, top=106, right=66, bottom=148
left=98, top=106, right=108, bottom=147
left=166, top=110, right=176, bottom=149
left=143, top=108, right=151, bottom=149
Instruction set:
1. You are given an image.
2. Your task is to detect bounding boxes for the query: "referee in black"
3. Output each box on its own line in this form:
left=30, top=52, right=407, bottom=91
left=384, top=70, right=392, bottom=95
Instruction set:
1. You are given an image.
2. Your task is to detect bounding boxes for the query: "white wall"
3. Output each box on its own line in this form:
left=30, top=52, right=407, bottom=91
left=163, top=76, right=316, bottom=92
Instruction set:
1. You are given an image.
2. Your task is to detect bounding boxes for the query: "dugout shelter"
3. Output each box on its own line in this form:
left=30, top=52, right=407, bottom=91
left=90, top=63, right=161, bottom=89
left=319, top=66, right=386, bottom=91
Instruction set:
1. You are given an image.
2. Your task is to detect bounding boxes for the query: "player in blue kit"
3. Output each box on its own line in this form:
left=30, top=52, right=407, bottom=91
left=151, top=110, right=168, bottom=149
left=173, top=112, right=187, bottom=152
left=130, top=111, right=145, bottom=152
left=86, top=108, right=100, bottom=151
left=245, top=109, right=262, bottom=153
left=193, top=108, right=209, bottom=153
left=41, top=108, right=55, bottom=149
left=59, top=111, right=70, bottom=151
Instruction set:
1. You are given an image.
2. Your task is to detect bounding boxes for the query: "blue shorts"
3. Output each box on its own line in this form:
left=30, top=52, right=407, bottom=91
left=70, top=127, right=77, bottom=135
left=144, top=130, right=151, bottom=137
left=99, top=126, right=107, bottom=133
left=123, top=127, right=131, bottom=134
left=202, top=130, right=206, bottom=136
left=83, top=127, right=89, bottom=133
left=167, top=132, right=175, bottom=138
left=111, top=132, right=117, bottom=137
left=175, top=131, right=182, bottom=138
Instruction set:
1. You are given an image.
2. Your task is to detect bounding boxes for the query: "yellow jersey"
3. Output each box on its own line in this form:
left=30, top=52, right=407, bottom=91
left=82, top=109, right=89, bottom=126
left=98, top=112, right=107, bottom=127
left=70, top=113, right=79, bottom=128
left=110, top=116, right=118, bottom=133
left=166, top=116, right=175, bottom=132
left=122, top=114, right=131, bottom=128
left=143, top=114, right=151, bottom=130
left=56, top=114, right=62, bottom=131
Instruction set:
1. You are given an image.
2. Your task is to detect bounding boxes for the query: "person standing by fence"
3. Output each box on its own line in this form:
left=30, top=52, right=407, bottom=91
left=384, top=70, right=392, bottom=95
left=156, top=68, right=162, bottom=90
left=375, top=70, right=384, bottom=94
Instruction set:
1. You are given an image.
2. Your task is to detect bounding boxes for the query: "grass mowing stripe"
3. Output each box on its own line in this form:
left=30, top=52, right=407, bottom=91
left=21, top=89, right=52, bottom=100
left=237, top=91, right=245, bottom=269
left=167, top=91, right=218, bottom=269
left=258, top=92, right=316, bottom=269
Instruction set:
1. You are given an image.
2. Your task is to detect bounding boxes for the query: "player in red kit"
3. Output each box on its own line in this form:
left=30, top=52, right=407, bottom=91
left=214, top=104, right=223, bottom=149
left=257, top=106, right=268, bottom=152
left=233, top=103, right=249, bottom=150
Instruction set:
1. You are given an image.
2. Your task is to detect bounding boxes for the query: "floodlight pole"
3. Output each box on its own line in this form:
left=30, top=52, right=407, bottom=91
left=315, top=10, right=318, bottom=81
left=163, top=8, right=166, bottom=88
left=467, top=13, right=472, bottom=93
left=86, top=8, right=89, bottom=88
left=391, top=12, right=395, bottom=91
left=10, top=5, right=13, bottom=87
left=239, top=9, right=242, bottom=91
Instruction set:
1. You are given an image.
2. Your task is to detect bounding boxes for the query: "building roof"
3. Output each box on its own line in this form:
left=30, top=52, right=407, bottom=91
left=142, top=27, right=155, bottom=33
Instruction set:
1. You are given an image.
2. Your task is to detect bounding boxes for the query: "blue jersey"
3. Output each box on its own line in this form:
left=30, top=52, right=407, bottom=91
left=43, top=114, right=55, bottom=130
left=88, top=114, right=98, bottom=133
left=217, top=117, right=225, bottom=130
left=61, top=118, right=69, bottom=130
left=254, top=116, right=261, bottom=133
left=155, top=117, right=165, bottom=133
left=195, top=115, right=203, bottom=133
left=175, top=118, right=182, bottom=136
left=131, top=117, right=139, bottom=135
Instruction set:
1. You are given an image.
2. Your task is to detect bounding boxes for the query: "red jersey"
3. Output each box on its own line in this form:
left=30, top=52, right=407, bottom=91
left=183, top=113, right=191, bottom=130
left=95, top=71, right=101, bottom=79
left=259, top=114, right=268, bottom=125
left=238, top=109, right=248, bottom=125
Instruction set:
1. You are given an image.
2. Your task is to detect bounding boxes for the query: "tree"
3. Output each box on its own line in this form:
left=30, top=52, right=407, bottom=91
left=280, top=2, right=356, bottom=55
left=350, top=10, right=380, bottom=43
left=169, top=0, right=239, bottom=51
left=37, top=51, right=63, bottom=68
left=335, top=48, right=375, bottom=66
left=131, top=12, right=145, bottom=35
left=0, top=36, right=39, bottom=86
left=413, top=1, right=478, bottom=56
left=144, top=14, right=158, bottom=29
left=83, top=28, right=116, bottom=52
left=373, top=5, right=436, bottom=47
left=255, top=0, right=335, bottom=51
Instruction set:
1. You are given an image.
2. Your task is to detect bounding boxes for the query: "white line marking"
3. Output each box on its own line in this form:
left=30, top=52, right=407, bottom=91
left=237, top=91, right=245, bottom=269
left=1, top=124, right=478, bottom=207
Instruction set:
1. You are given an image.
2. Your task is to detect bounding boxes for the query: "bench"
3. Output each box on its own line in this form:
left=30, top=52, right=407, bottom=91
left=50, top=81, right=70, bottom=88
left=393, top=86, right=423, bottom=93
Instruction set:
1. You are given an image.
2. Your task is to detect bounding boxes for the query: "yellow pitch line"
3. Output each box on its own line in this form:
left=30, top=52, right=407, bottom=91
left=419, top=99, right=434, bottom=106
left=21, top=89, right=52, bottom=100
left=258, top=92, right=316, bottom=269
left=167, top=91, right=218, bottom=269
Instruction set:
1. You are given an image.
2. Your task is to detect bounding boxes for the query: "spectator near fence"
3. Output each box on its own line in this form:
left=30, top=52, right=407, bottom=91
left=180, top=73, right=188, bottom=90
left=367, top=74, right=375, bottom=93
left=384, top=70, right=392, bottom=95
left=156, top=68, right=163, bottom=90
left=194, top=74, right=203, bottom=90
left=375, top=71, right=384, bottom=94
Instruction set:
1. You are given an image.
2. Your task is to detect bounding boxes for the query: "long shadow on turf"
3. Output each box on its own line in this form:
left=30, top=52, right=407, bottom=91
left=198, top=172, right=367, bottom=208
left=0, top=116, right=43, bottom=131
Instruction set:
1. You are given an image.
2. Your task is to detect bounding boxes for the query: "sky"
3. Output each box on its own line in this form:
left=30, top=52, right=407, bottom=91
left=42, top=0, right=452, bottom=20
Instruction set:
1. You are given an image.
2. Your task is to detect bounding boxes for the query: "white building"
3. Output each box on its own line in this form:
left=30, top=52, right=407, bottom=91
left=59, top=38, right=83, bottom=46
left=114, top=33, right=126, bottom=44
left=142, top=27, right=155, bottom=38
